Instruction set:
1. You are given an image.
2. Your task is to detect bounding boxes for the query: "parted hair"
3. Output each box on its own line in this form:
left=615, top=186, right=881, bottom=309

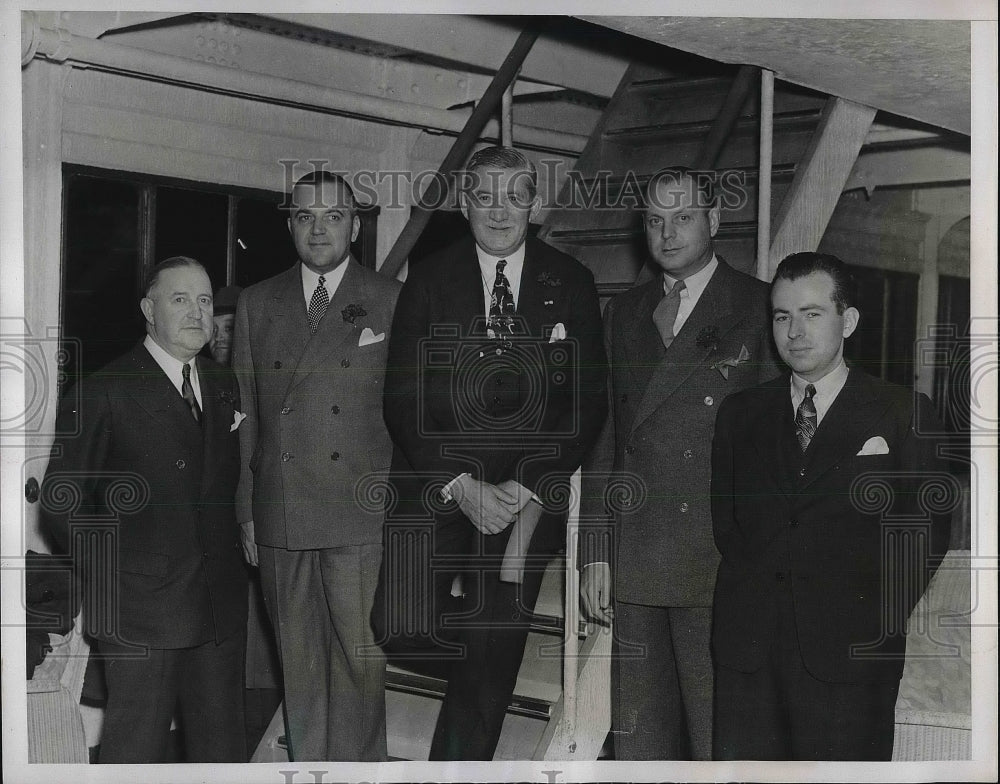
left=773, top=252, right=858, bottom=314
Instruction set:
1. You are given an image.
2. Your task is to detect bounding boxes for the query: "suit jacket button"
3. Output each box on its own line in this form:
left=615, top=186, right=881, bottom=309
left=280, top=406, right=291, bottom=415
left=625, top=445, right=635, bottom=455
left=679, top=502, right=689, bottom=513
left=621, top=394, right=628, bottom=402
left=274, top=360, right=282, bottom=369
left=790, top=518, right=799, bottom=528
left=281, top=452, right=292, bottom=462
left=331, top=405, right=340, bottom=415
left=703, top=396, right=714, bottom=406
left=683, top=449, right=693, bottom=459
left=341, top=359, right=350, bottom=368
left=798, top=467, right=806, bottom=477
left=330, top=452, right=340, bottom=461
left=775, top=571, right=785, bottom=581
left=175, top=459, right=186, bottom=469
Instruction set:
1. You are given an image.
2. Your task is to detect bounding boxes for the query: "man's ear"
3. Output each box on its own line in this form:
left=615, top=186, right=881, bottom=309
left=528, top=195, right=542, bottom=222
left=707, top=204, right=721, bottom=237
left=140, top=297, right=155, bottom=327
left=842, top=306, right=860, bottom=339
left=459, top=192, right=470, bottom=222
left=351, top=213, right=361, bottom=243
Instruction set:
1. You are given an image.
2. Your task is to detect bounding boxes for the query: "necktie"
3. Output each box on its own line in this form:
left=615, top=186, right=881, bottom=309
left=795, top=383, right=817, bottom=452
left=181, top=363, right=201, bottom=424
left=488, top=259, right=515, bottom=342
left=652, top=279, right=686, bottom=349
left=307, top=275, right=329, bottom=333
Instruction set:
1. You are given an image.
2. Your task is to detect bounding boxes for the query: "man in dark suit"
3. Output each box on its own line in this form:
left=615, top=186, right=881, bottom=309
left=40, top=256, right=248, bottom=763
left=232, top=170, right=400, bottom=761
left=710, top=252, right=951, bottom=760
left=372, top=145, right=607, bottom=760
left=579, top=167, right=780, bottom=760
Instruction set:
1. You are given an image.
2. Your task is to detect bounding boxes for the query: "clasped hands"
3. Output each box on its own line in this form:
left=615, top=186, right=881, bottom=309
left=451, top=475, right=534, bottom=535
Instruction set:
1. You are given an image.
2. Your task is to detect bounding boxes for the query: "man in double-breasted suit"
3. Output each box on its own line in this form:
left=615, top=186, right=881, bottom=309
left=710, top=252, right=951, bottom=760
left=41, top=257, right=248, bottom=763
left=232, top=170, right=401, bottom=761
left=579, top=167, right=780, bottom=760
left=372, top=146, right=607, bottom=760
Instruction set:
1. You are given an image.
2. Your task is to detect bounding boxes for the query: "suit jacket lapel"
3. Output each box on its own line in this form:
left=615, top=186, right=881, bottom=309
left=287, top=259, right=367, bottom=391
left=629, top=262, right=745, bottom=435
left=267, top=264, right=311, bottom=363
left=619, top=281, right=665, bottom=411
left=195, top=356, right=232, bottom=496
left=798, top=368, right=890, bottom=491
left=124, top=344, right=204, bottom=454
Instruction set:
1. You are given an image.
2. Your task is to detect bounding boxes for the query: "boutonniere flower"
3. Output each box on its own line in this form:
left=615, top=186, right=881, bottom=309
left=342, top=303, right=367, bottom=324
left=537, top=272, right=562, bottom=288
left=711, top=344, right=751, bottom=380
left=696, top=326, right=720, bottom=352
left=218, top=389, right=235, bottom=406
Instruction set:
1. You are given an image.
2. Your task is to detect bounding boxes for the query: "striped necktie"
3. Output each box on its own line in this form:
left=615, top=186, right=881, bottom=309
left=795, top=383, right=817, bottom=451
left=181, top=363, right=201, bottom=424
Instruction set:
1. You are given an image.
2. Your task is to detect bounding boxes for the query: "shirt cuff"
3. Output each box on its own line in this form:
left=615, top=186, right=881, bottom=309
left=441, top=473, right=471, bottom=503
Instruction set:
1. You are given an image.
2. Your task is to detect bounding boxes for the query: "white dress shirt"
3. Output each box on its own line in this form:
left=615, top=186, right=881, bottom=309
left=301, top=258, right=350, bottom=309
left=143, top=334, right=203, bottom=408
left=790, top=360, right=850, bottom=427
left=661, top=255, right=719, bottom=335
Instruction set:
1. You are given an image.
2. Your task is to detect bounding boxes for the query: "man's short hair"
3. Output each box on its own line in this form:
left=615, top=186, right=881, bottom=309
left=643, top=166, right=716, bottom=211
left=772, top=252, right=858, bottom=314
left=143, top=256, right=208, bottom=298
left=290, top=169, right=358, bottom=212
left=465, top=146, right=537, bottom=199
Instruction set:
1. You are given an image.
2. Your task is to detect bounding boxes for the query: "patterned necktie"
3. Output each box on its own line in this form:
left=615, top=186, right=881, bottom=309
left=181, top=363, right=202, bottom=424
left=307, top=275, right=329, bottom=333
left=795, top=383, right=817, bottom=452
left=488, top=259, right=515, bottom=342
left=652, top=279, right=686, bottom=349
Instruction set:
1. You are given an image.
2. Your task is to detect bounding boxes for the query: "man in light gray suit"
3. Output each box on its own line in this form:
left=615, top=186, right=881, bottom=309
left=232, top=169, right=400, bottom=761
left=579, top=167, right=780, bottom=759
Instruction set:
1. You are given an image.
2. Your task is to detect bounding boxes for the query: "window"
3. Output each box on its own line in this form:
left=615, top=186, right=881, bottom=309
left=61, top=166, right=379, bottom=380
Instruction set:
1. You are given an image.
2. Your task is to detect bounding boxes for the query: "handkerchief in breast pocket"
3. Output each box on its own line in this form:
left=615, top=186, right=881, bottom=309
left=856, top=435, right=890, bottom=455
left=358, top=327, right=385, bottom=347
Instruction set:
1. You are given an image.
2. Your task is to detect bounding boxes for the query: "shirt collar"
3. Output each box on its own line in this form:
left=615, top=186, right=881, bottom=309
left=662, top=254, right=718, bottom=298
left=301, top=257, right=351, bottom=304
left=143, top=334, right=200, bottom=388
left=475, top=242, right=526, bottom=273
left=790, top=359, right=850, bottom=401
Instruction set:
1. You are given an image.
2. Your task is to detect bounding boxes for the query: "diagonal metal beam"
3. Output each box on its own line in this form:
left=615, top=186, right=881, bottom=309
left=379, top=29, right=540, bottom=280
left=767, top=97, right=876, bottom=277
left=695, top=65, right=758, bottom=170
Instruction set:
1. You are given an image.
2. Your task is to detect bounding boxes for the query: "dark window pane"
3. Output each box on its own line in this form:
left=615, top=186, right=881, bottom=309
left=62, top=175, right=142, bottom=380
left=233, top=198, right=295, bottom=288
left=155, top=187, right=229, bottom=290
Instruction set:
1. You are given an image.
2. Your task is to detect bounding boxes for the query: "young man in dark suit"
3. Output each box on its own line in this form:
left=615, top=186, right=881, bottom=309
left=373, top=146, right=607, bottom=760
left=41, top=256, right=248, bottom=762
left=710, top=252, right=952, bottom=760
left=231, top=170, right=401, bottom=761
left=579, top=167, right=780, bottom=760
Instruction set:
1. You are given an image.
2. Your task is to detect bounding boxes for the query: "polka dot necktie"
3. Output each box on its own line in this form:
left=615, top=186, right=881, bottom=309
left=307, top=275, right=329, bottom=333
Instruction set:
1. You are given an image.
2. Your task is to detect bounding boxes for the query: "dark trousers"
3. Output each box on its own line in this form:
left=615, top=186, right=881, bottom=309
left=374, top=511, right=554, bottom=760
left=611, top=602, right=713, bottom=760
left=97, top=632, right=247, bottom=763
left=713, top=587, right=899, bottom=760
left=258, top=543, right=386, bottom=762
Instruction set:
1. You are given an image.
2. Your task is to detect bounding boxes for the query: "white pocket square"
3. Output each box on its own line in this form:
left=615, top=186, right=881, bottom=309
left=856, top=436, right=889, bottom=456
left=548, top=323, right=567, bottom=343
left=230, top=411, right=247, bottom=432
left=358, top=327, right=385, bottom=347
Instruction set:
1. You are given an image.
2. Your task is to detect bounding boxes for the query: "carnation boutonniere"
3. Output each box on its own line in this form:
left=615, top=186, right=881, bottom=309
left=711, top=344, right=751, bottom=380
left=537, top=272, right=562, bottom=288
left=342, top=303, right=367, bottom=324
left=696, top=326, right=720, bottom=352
left=218, top=389, right=235, bottom=406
